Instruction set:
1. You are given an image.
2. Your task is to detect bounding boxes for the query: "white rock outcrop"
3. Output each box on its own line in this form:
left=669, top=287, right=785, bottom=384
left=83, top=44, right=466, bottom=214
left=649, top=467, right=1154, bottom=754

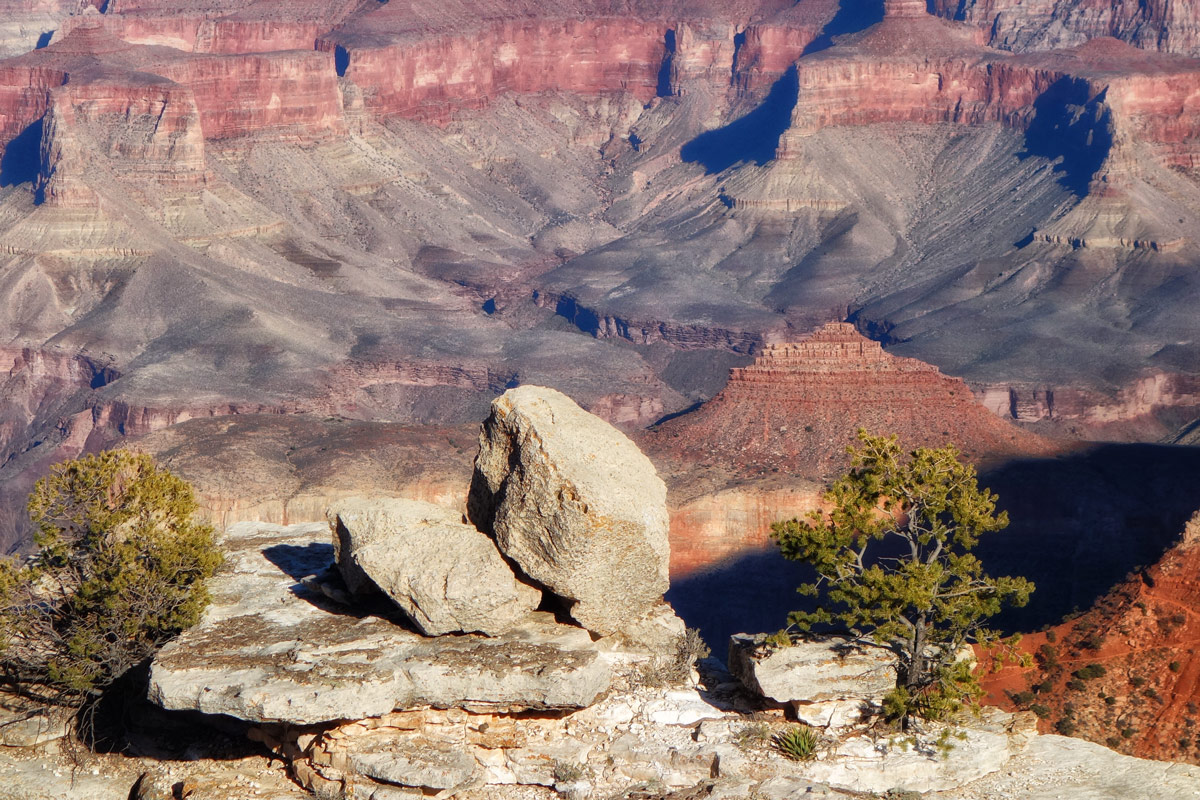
left=467, top=386, right=671, bottom=636
left=148, top=522, right=615, bottom=726
left=328, top=498, right=541, bottom=636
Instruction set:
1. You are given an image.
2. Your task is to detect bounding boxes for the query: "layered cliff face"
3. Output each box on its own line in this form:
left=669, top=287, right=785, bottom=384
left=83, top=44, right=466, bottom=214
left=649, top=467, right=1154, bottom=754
left=933, top=0, right=1200, bottom=56
left=1, top=23, right=346, bottom=148
left=316, top=0, right=827, bottom=121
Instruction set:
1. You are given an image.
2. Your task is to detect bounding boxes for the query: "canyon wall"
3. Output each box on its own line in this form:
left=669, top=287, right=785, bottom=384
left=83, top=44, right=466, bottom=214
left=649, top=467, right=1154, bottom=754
left=932, top=0, right=1200, bottom=56
left=782, top=23, right=1200, bottom=181
left=323, top=20, right=668, bottom=122
left=153, top=50, right=344, bottom=140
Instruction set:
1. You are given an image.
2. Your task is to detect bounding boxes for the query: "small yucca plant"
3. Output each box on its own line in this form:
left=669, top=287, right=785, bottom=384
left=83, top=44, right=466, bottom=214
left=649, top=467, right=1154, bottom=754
left=773, top=724, right=820, bottom=760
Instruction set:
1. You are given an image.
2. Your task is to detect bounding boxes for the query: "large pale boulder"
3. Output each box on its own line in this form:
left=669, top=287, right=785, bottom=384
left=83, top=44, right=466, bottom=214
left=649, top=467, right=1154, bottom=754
left=467, top=386, right=670, bottom=636
left=328, top=498, right=541, bottom=636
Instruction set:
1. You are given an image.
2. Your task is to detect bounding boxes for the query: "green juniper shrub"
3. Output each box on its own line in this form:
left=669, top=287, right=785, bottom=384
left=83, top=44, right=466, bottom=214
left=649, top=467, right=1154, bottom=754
left=1055, top=717, right=1077, bottom=736
left=0, top=451, right=221, bottom=732
left=1074, top=664, right=1107, bottom=680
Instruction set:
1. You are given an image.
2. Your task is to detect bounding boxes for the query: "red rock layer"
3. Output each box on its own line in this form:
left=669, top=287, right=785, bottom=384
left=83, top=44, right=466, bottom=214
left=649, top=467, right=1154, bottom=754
left=665, top=482, right=823, bottom=575
left=982, top=512, right=1200, bottom=764
left=153, top=50, right=344, bottom=140
left=318, top=0, right=827, bottom=120
left=38, top=77, right=207, bottom=206
left=0, top=23, right=345, bottom=158
left=324, top=19, right=669, bottom=121
left=0, top=64, right=66, bottom=140
left=59, top=14, right=336, bottom=55
left=780, top=11, right=1200, bottom=181
left=646, top=322, right=1053, bottom=480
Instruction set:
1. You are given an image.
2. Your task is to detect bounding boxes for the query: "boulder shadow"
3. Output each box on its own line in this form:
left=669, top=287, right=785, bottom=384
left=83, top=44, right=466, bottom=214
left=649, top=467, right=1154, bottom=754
left=261, top=542, right=408, bottom=624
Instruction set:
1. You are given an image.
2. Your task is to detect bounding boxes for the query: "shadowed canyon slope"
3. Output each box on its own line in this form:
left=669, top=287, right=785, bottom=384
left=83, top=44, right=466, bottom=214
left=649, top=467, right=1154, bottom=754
left=2, top=0, right=1200, bottom=548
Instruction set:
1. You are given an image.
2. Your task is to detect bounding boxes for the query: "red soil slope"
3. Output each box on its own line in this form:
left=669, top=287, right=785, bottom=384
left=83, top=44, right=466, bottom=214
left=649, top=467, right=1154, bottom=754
left=983, top=512, right=1200, bottom=763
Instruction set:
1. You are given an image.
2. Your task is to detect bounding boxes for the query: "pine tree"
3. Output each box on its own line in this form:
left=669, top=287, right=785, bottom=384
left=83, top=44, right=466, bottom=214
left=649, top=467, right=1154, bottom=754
left=771, top=430, right=1033, bottom=727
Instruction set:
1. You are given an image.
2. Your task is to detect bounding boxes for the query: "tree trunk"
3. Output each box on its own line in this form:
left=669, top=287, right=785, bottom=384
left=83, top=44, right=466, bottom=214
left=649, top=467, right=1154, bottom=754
left=902, top=616, right=928, bottom=731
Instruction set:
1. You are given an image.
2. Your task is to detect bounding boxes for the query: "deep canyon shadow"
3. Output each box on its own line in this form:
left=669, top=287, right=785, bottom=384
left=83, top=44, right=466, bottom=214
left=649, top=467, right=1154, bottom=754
left=680, top=65, right=798, bottom=174
left=1021, top=77, right=1113, bottom=196
left=0, top=117, right=42, bottom=190
left=670, top=443, right=1200, bottom=658
left=803, top=0, right=885, bottom=54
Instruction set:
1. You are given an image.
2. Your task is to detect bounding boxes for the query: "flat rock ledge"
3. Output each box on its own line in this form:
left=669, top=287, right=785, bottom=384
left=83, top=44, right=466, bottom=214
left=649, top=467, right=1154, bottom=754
left=148, top=522, right=616, bottom=726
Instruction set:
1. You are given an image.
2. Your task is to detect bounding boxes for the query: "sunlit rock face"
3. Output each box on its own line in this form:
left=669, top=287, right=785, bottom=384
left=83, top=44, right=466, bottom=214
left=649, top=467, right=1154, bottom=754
left=0, top=0, right=1200, bottom=556
left=932, top=0, right=1200, bottom=56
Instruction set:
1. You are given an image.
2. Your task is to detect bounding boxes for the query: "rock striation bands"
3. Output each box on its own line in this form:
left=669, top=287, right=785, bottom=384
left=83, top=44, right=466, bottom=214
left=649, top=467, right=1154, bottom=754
left=648, top=323, right=1051, bottom=478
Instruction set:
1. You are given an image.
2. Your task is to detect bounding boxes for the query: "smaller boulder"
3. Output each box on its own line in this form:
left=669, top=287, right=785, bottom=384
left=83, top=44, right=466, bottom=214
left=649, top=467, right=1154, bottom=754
left=328, top=498, right=541, bottom=636
left=728, top=634, right=894, bottom=727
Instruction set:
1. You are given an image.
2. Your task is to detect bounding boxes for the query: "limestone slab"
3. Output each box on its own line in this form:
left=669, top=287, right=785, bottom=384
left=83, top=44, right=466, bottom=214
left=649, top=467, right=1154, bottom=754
left=728, top=634, right=895, bottom=706
left=328, top=498, right=540, bottom=636
left=148, top=522, right=613, bottom=725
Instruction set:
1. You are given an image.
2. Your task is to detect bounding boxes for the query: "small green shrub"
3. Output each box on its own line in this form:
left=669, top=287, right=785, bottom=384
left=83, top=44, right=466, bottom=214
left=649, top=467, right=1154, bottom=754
left=1081, top=632, right=1105, bottom=651
left=1105, top=696, right=1118, bottom=706
left=763, top=629, right=793, bottom=649
left=635, top=627, right=710, bottom=687
left=552, top=760, right=592, bottom=784
left=1170, top=661, right=1183, bottom=673
left=1075, top=664, right=1107, bottom=680
left=733, top=721, right=772, bottom=749
left=1031, top=703, right=1051, bottom=719
left=1055, top=717, right=1077, bottom=736
left=1066, top=678, right=1086, bottom=692
left=773, top=724, right=820, bottom=761
left=1131, top=676, right=1147, bottom=688
left=0, top=451, right=221, bottom=713
left=1121, top=727, right=1137, bottom=739
left=1037, top=644, right=1059, bottom=669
